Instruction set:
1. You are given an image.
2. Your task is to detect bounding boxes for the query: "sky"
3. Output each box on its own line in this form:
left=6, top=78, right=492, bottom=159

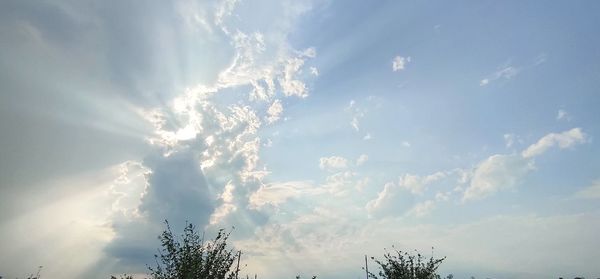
left=1, top=1, right=599, bottom=278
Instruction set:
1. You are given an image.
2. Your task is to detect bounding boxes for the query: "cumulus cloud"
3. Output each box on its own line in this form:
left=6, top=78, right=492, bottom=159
left=399, top=172, right=446, bottom=195
left=356, top=154, right=368, bottom=166
left=435, top=191, right=451, bottom=202
left=392, top=55, right=411, bottom=71
left=406, top=200, right=436, bottom=217
left=365, top=182, right=399, bottom=216
left=521, top=128, right=587, bottom=158
left=279, top=57, right=310, bottom=98
left=366, top=171, right=449, bottom=217
left=266, top=99, right=284, bottom=124
left=210, top=181, right=237, bottom=225
left=319, top=156, right=349, bottom=171
left=462, top=154, right=534, bottom=202
left=110, top=161, right=151, bottom=218
left=322, top=171, right=359, bottom=196
left=463, top=128, right=588, bottom=202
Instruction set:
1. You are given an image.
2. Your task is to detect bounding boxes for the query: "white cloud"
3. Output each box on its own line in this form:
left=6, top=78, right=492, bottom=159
left=363, top=133, right=372, bottom=140
left=249, top=181, right=317, bottom=209
left=480, top=65, right=519, bottom=86
left=322, top=171, right=357, bottom=196
left=210, top=182, right=237, bottom=224
left=366, top=171, right=450, bottom=217
left=401, top=141, right=411, bottom=148
left=347, top=99, right=356, bottom=109
left=279, top=57, right=310, bottom=98
left=435, top=191, right=450, bottom=202
left=356, top=154, right=369, bottom=166
left=392, top=55, right=411, bottom=71
left=309, top=66, right=319, bottom=76
left=399, top=172, right=446, bottom=195
left=319, top=156, right=349, bottom=171
left=464, top=128, right=589, bottom=202
left=521, top=128, right=587, bottom=158
left=214, top=0, right=239, bottom=31
left=504, top=133, right=516, bottom=148
left=350, top=116, right=360, bottom=131
left=406, top=200, right=435, bottom=217
left=355, top=177, right=370, bottom=191
left=365, top=182, right=397, bottom=215
left=302, top=47, right=317, bottom=58
left=574, top=180, right=600, bottom=199
left=556, top=109, right=570, bottom=121
left=462, top=154, right=534, bottom=202
left=236, top=212, right=600, bottom=279
left=345, top=99, right=371, bottom=133
left=266, top=99, right=284, bottom=124
left=111, top=161, right=151, bottom=218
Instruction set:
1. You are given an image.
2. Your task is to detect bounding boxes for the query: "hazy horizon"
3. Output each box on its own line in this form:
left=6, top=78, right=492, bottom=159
left=1, top=1, right=599, bottom=278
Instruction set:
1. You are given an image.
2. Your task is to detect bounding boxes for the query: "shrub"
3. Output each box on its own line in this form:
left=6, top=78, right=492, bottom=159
left=367, top=248, right=449, bottom=279
left=147, top=221, right=240, bottom=279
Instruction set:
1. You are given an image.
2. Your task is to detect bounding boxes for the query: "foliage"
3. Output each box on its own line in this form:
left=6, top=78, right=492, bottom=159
left=147, top=220, right=239, bottom=279
left=23, top=266, right=43, bottom=279
left=366, top=248, right=448, bottom=279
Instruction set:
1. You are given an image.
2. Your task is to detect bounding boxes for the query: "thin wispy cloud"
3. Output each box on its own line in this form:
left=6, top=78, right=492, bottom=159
left=319, top=156, right=349, bottom=171
left=480, top=64, right=519, bottom=86
left=556, top=109, right=570, bottom=121
left=574, top=180, right=600, bottom=199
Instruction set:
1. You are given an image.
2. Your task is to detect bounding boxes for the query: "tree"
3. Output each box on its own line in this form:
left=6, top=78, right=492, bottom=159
left=366, top=248, right=449, bottom=279
left=147, top=220, right=239, bottom=279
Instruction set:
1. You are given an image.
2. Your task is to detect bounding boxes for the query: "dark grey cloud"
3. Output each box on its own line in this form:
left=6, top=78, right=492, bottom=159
left=104, top=150, right=215, bottom=270
left=141, top=151, right=215, bottom=226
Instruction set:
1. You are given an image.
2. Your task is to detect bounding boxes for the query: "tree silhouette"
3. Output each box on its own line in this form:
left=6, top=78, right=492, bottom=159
left=147, top=221, right=239, bottom=279
left=366, top=248, right=449, bottom=279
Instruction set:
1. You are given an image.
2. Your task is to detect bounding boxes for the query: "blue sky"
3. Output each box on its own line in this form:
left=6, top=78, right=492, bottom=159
left=1, top=1, right=599, bottom=278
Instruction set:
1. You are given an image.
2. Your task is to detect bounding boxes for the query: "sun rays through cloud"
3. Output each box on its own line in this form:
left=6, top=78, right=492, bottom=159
left=1, top=1, right=600, bottom=279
